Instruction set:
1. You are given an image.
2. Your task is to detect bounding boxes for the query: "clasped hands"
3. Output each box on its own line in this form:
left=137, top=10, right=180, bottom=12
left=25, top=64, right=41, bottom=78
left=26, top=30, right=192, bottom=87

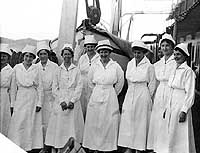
left=60, top=101, right=74, bottom=111
left=179, top=111, right=187, bottom=123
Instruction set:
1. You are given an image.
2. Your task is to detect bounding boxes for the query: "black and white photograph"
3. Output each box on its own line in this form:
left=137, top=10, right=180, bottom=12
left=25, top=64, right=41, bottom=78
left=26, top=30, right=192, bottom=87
left=0, top=0, right=200, bottom=153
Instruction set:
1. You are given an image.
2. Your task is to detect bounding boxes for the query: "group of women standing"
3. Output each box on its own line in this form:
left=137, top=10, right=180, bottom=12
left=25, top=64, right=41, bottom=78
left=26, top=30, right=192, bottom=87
left=148, top=34, right=196, bottom=153
left=0, top=33, right=196, bottom=153
left=117, top=34, right=196, bottom=153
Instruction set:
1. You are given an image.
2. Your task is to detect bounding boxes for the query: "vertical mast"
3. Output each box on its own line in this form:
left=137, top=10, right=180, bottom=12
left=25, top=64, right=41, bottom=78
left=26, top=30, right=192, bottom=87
left=57, top=0, right=79, bottom=64
left=110, top=0, right=122, bottom=36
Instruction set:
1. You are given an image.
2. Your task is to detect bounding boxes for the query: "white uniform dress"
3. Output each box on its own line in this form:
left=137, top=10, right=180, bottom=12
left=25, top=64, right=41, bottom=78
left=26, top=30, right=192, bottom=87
left=164, top=62, right=196, bottom=153
left=37, top=60, right=58, bottom=140
left=8, top=63, right=43, bottom=151
left=83, top=59, right=124, bottom=151
left=147, top=55, right=176, bottom=151
left=45, top=63, right=84, bottom=148
left=78, top=53, right=100, bottom=119
left=118, top=56, right=156, bottom=151
left=0, top=64, right=13, bottom=136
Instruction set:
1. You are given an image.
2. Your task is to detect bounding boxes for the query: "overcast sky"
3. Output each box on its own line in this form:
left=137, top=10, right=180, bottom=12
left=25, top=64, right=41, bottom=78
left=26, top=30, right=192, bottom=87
left=0, top=0, right=176, bottom=41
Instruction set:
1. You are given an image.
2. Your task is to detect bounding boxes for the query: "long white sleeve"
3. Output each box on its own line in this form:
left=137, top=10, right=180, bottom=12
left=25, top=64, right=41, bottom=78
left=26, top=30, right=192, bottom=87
left=71, top=69, right=83, bottom=103
left=181, top=69, right=196, bottom=113
left=36, top=68, right=44, bottom=107
left=87, top=65, right=95, bottom=89
left=147, top=65, right=156, bottom=98
left=52, top=68, right=65, bottom=104
left=114, top=64, right=124, bottom=95
left=10, top=69, right=17, bottom=108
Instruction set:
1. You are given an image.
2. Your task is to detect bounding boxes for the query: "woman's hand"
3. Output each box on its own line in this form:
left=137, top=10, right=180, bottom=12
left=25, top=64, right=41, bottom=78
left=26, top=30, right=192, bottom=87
left=163, top=110, right=166, bottom=119
left=10, top=107, right=14, bottom=116
left=60, top=101, right=68, bottom=111
left=36, top=106, right=41, bottom=112
left=179, top=111, right=187, bottom=123
left=68, top=102, right=74, bottom=110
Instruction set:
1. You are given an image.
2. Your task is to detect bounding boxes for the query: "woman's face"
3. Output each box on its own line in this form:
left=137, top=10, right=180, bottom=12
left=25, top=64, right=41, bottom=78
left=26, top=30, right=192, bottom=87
left=133, top=49, right=145, bottom=63
left=1, top=53, right=10, bottom=65
left=99, top=49, right=111, bottom=60
left=23, top=52, right=34, bottom=64
left=85, top=44, right=96, bottom=53
left=62, top=49, right=73, bottom=62
left=38, top=50, right=48, bottom=63
left=174, top=50, right=186, bottom=65
left=160, top=40, right=174, bottom=57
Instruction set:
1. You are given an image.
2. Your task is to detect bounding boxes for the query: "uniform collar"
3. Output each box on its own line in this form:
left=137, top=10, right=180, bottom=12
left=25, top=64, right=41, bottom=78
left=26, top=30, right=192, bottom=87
left=1, top=64, right=12, bottom=71
left=86, top=52, right=100, bottom=61
left=162, top=54, right=174, bottom=64
left=39, top=59, right=50, bottom=67
left=134, top=56, right=149, bottom=67
left=60, top=62, right=76, bottom=71
left=97, top=58, right=115, bottom=68
left=177, top=61, right=188, bottom=69
left=21, top=63, right=36, bottom=71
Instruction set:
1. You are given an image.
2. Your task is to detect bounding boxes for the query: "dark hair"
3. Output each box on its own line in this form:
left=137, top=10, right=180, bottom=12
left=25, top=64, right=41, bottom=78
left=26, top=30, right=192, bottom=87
left=37, top=49, right=50, bottom=57
left=96, top=45, right=113, bottom=53
left=22, top=52, right=36, bottom=59
left=97, top=48, right=112, bottom=54
left=61, top=48, right=74, bottom=57
left=132, top=46, right=148, bottom=54
left=84, top=43, right=97, bottom=47
left=161, top=39, right=175, bottom=48
left=175, top=47, right=189, bottom=58
left=0, top=52, right=11, bottom=58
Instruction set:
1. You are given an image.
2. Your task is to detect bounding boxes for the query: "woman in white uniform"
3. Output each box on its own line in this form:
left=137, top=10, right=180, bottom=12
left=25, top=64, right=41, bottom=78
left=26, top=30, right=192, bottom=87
left=45, top=44, right=84, bottom=152
left=164, top=43, right=196, bottom=153
left=36, top=41, right=58, bottom=140
left=83, top=39, right=124, bottom=152
left=118, top=40, right=156, bottom=153
left=78, top=35, right=99, bottom=119
left=147, top=34, right=176, bottom=152
left=8, top=45, right=43, bottom=152
left=0, top=44, right=13, bottom=137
